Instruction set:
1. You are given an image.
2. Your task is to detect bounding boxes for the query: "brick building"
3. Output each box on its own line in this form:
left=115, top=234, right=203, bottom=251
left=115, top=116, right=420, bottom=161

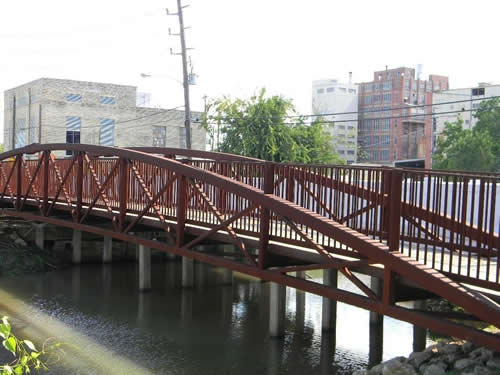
left=357, top=67, right=448, bottom=168
left=3, top=78, right=205, bottom=155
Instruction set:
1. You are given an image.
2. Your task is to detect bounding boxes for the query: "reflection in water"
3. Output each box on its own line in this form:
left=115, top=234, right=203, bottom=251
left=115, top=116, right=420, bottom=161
left=0, top=262, right=422, bottom=374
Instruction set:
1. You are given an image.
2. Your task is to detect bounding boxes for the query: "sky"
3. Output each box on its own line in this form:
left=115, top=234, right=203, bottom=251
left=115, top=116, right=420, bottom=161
left=1, top=0, right=500, bottom=142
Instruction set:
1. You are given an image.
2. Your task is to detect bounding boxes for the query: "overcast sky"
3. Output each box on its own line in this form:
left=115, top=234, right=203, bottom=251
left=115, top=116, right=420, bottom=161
left=1, top=0, right=500, bottom=142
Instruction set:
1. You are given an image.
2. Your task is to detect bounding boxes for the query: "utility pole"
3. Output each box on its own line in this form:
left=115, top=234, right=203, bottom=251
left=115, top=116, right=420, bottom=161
left=168, top=1, right=193, bottom=149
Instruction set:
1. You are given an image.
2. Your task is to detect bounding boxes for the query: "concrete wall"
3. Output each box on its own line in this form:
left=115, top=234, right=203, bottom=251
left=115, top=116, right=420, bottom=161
left=4, top=78, right=206, bottom=154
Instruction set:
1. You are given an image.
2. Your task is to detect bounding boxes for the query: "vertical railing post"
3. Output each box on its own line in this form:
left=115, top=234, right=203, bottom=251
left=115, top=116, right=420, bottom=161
left=382, top=168, right=392, bottom=240
left=259, top=162, right=274, bottom=269
left=176, top=171, right=187, bottom=247
left=164, top=154, right=175, bottom=208
left=119, top=157, right=129, bottom=232
left=15, top=155, right=22, bottom=211
left=75, top=152, right=84, bottom=222
left=42, top=151, right=50, bottom=215
left=287, top=166, right=295, bottom=202
left=388, top=169, right=403, bottom=252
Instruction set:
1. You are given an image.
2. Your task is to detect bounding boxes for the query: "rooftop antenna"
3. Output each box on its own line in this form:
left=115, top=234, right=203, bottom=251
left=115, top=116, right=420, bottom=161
left=348, top=72, right=352, bottom=84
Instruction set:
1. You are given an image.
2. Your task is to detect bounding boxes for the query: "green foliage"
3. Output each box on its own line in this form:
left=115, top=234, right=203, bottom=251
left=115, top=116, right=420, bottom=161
left=433, top=98, right=500, bottom=172
left=474, top=98, right=500, bottom=169
left=0, top=316, right=49, bottom=374
left=203, top=89, right=345, bottom=164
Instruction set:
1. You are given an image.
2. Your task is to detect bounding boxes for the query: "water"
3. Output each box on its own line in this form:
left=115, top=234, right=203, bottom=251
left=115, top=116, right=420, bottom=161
left=0, top=262, right=430, bottom=374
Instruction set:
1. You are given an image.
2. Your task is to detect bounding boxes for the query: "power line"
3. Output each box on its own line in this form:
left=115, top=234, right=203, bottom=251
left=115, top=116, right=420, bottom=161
left=202, top=95, right=500, bottom=122
left=200, top=106, right=492, bottom=128
left=4, top=105, right=185, bottom=141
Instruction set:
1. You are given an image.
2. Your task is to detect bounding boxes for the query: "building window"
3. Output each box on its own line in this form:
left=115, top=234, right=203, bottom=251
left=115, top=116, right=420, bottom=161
left=472, top=88, right=485, bottom=96
left=380, top=150, right=390, bottom=161
left=365, top=96, right=372, bottom=105
left=316, top=88, right=324, bottom=94
left=17, top=96, right=28, bottom=106
left=383, top=93, right=392, bottom=103
left=100, top=96, right=116, bottom=105
left=99, top=119, right=115, bottom=146
left=326, top=87, right=335, bottom=93
left=347, top=150, right=355, bottom=155
left=66, top=116, right=81, bottom=155
left=338, top=125, right=346, bottom=130
left=339, top=150, right=345, bottom=154
left=338, top=87, right=347, bottom=93
left=348, top=88, right=356, bottom=94
left=66, top=94, right=82, bottom=103
left=347, top=126, right=355, bottom=131
left=153, top=126, right=167, bottom=147
left=383, top=81, right=392, bottom=90
left=382, top=119, right=390, bottom=130
left=179, top=127, right=187, bottom=148
left=29, top=118, right=37, bottom=144
left=15, top=119, right=27, bottom=149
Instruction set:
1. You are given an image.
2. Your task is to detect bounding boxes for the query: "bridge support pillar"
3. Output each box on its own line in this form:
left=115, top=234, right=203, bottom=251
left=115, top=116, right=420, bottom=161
left=72, top=230, right=82, bottom=264
left=369, top=277, right=383, bottom=325
left=322, top=269, right=338, bottom=331
left=182, top=257, right=194, bottom=288
left=103, top=236, right=112, bottom=263
left=296, top=271, right=306, bottom=332
left=35, top=224, right=45, bottom=250
left=138, top=243, right=151, bottom=292
left=222, top=269, right=233, bottom=285
left=196, top=261, right=207, bottom=289
left=413, top=300, right=427, bottom=352
left=269, top=281, right=286, bottom=338
left=369, top=276, right=384, bottom=367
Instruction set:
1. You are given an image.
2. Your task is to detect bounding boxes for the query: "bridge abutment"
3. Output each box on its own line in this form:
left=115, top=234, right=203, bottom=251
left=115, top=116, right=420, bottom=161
left=269, top=281, right=286, bottom=338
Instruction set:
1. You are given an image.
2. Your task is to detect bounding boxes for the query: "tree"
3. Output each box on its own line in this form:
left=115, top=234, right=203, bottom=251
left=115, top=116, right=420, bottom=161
left=203, top=89, right=345, bottom=164
left=473, top=98, right=500, bottom=170
left=433, top=118, right=496, bottom=172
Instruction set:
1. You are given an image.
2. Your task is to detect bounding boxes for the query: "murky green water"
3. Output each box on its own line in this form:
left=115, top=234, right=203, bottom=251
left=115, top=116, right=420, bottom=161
left=0, top=261, right=430, bottom=374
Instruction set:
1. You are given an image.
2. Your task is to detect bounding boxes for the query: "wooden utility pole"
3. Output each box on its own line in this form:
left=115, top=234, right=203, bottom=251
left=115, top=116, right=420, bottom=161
left=168, top=1, right=193, bottom=149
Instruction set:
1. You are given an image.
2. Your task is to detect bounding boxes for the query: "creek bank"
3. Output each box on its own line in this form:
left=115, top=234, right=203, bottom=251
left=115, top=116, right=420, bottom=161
left=0, top=219, right=64, bottom=276
left=354, top=341, right=500, bottom=375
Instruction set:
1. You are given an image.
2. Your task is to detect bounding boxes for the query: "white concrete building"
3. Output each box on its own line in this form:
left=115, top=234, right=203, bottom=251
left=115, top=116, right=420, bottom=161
left=3, top=78, right=205, bottom=154
left=312, top=77, right=358, bottom=164
left=431, top=83, right=500, bottom=152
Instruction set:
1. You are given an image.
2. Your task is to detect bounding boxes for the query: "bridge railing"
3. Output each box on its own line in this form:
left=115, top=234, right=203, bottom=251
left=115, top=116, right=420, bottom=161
left=3, top=150, right=499, bottom=288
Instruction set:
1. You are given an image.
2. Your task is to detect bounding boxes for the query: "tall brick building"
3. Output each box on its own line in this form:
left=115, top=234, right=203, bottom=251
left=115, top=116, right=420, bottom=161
left=357, top=67, right=448, bottom=168
left=3, top=78, right=205, bottom=155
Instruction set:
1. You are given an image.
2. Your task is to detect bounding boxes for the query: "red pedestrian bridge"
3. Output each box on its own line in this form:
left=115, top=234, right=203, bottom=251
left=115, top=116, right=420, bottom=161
left=0, top=144, right=498, bottom=350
